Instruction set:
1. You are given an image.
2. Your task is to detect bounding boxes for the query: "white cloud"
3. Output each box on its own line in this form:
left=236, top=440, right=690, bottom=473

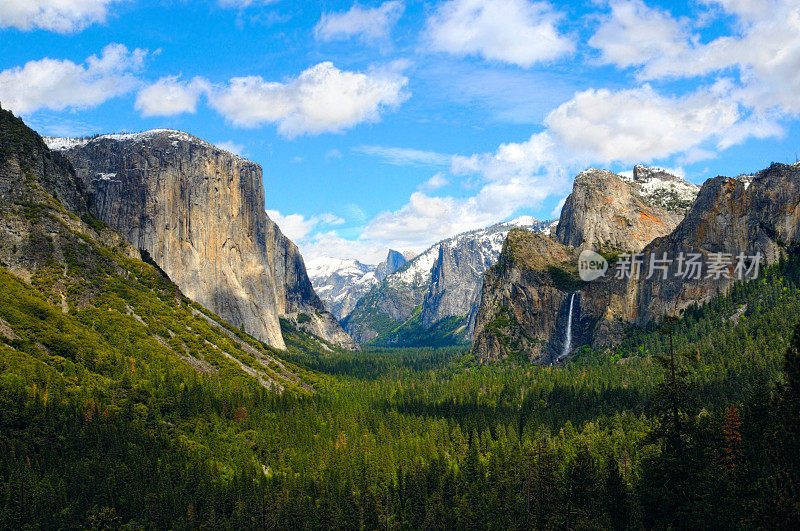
left=266, top=210, right=348, bottom=243
left=135, top=76, right=209, bottom=117
left=419, top=173, right=449, bottom=191
left=318, top=212, right=346, bottom=225
left=550, top=196, right=567, bottom=219
left=300, top=230, right=388, bottom=263
left=267, top=210, right=317, bottom=241
left=588, top=0, right=689, bottom=70
left=590, top=0, right=800, bottom=115
left=425, top=0, right=574, bottom=67
left=545, top=85, right=741, bottom=162
left=325, top=148, right=343, bottom=160
left=0, top=43, right=147, bottom=115
left=215, top=140, right=245, bottom=156
left=315, top=1, right=404, bottom=42
left=363, top=132, right=574, bottom=250
left=210, top=61, right=409, bottom=136
left=355, top=145, right=452, bottom=166
left=0, top=0, right=123, bottom=33
left=218, top=0, right=278, bottom=8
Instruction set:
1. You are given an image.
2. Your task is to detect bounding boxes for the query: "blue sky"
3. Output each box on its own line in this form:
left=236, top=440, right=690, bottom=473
left=2, top=0, right=799, bottom=263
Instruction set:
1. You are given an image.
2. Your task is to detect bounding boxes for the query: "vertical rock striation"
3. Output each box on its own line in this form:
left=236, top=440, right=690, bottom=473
left=48, top=130, right=356, bottom=350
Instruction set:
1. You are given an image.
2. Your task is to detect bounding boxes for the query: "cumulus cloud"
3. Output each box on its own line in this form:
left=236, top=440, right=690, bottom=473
left=315, top=1, right=404, bottom=42
left=425, top=0, right=574, bottom=67
left=0, top=0, right=123, bottom=33
left=355, top=145, right=452, bottom=166
left=301, top=230, right=389, bottom=264
left=419, top=173, right=449, bottom=191
left=266, top=209, right=347, bottom=243
left=590, top=0, right=800, bottom=115
left=210, top=62, right=408, bottom=136
left=0, top=43, right=147, bottom=115
left=545, top=84, right=741, bottom=162
left=588, top=0, right=689, bottom=70
left=362, top=132, right=575, bottom=250
left=135, top=76, right=209, bottom=117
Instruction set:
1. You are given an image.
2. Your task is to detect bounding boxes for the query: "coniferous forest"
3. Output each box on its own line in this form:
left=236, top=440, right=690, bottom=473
left=2, top=245, right=800, bottom=528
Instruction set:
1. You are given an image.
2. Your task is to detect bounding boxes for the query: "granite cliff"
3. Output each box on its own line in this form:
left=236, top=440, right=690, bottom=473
left=0, top=108, right=309, bottom=391
left=47, top=130, right=356, bottom=350
left=553, top=166, right=696, bottom=252
left=472, top=163, right=800, bottom=363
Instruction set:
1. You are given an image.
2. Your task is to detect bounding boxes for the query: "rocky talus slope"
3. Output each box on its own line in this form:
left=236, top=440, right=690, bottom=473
left=472, top=163, right=800, bottom=363
left=47, top=130, right=356, bottom=350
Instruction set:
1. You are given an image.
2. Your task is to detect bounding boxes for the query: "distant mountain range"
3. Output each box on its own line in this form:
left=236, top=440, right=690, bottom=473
left=306, top=249, right=415, bottom=321
left=311, top=216, right=552, bottom=347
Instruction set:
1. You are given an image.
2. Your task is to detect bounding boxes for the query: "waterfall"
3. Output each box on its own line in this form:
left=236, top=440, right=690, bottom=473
left=560, top=293, right=576, bottom=359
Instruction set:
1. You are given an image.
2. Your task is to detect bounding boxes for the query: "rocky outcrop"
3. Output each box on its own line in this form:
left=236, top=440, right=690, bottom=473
left=48, top=129, right=356, bottom=350
left=0, top=110, right=309, bottom=391
left=630, top=164, right=800, bottom=326
left=267, top=221, right=358, bottom=349
left=553, top=167, right=695, bottom=253
left=472, top=163, right=800, bottom=363
left=375, top=249, right=407, bottom=281
left=471, top=230, right=579, bottom=363
left=420, top=231, right=506, bottom=328
left=0, top=107, right=87, bottom=216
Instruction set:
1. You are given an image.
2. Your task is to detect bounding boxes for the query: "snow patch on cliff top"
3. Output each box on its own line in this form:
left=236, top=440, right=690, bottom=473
left=44, top=129, right=225, bottom=153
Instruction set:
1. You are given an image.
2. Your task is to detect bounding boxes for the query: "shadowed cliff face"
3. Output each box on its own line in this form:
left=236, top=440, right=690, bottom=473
left=49, top=130, right=356, bottom=350
left=630, top=164, right=800, bottom=325
left=471, top=231, right=579, bottom=363
left=472, top=163, right=800, bottom=363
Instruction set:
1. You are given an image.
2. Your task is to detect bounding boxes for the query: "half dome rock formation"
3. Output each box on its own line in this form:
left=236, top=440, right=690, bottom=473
left=343, top=217, right=551, bottom=346
left=46, top=130, right=356, bottom=350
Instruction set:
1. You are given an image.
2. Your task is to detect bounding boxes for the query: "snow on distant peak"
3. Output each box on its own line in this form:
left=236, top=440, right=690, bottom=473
left=306, top=255, right=373, bottom=279
left=502, top=215, right=542, bottom=228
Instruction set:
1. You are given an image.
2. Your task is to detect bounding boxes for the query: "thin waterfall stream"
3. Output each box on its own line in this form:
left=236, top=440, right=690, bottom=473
left=560, top=293, right=576, bottom=360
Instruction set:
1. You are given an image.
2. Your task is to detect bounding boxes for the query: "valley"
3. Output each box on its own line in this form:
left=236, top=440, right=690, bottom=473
left=2, top=104, right=800, bottom=528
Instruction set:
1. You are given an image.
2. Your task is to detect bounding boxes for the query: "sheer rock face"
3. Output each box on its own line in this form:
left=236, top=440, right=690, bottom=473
left=49, top=130, right=356, bottom=350
left=630, top=164, right=800, bottom=326
left=553, top=168, right=695, bottom=253
left=375, top=250, right=407, bottom=282
left=471, top=231, right=579, bottom=363
left=471, top=163, right=800, bottom=363
left=420, top=233, right=505, bottom=329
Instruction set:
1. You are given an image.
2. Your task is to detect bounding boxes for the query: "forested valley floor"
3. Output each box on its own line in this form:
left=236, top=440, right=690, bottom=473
left=2, top=252, right=800, bottom=528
